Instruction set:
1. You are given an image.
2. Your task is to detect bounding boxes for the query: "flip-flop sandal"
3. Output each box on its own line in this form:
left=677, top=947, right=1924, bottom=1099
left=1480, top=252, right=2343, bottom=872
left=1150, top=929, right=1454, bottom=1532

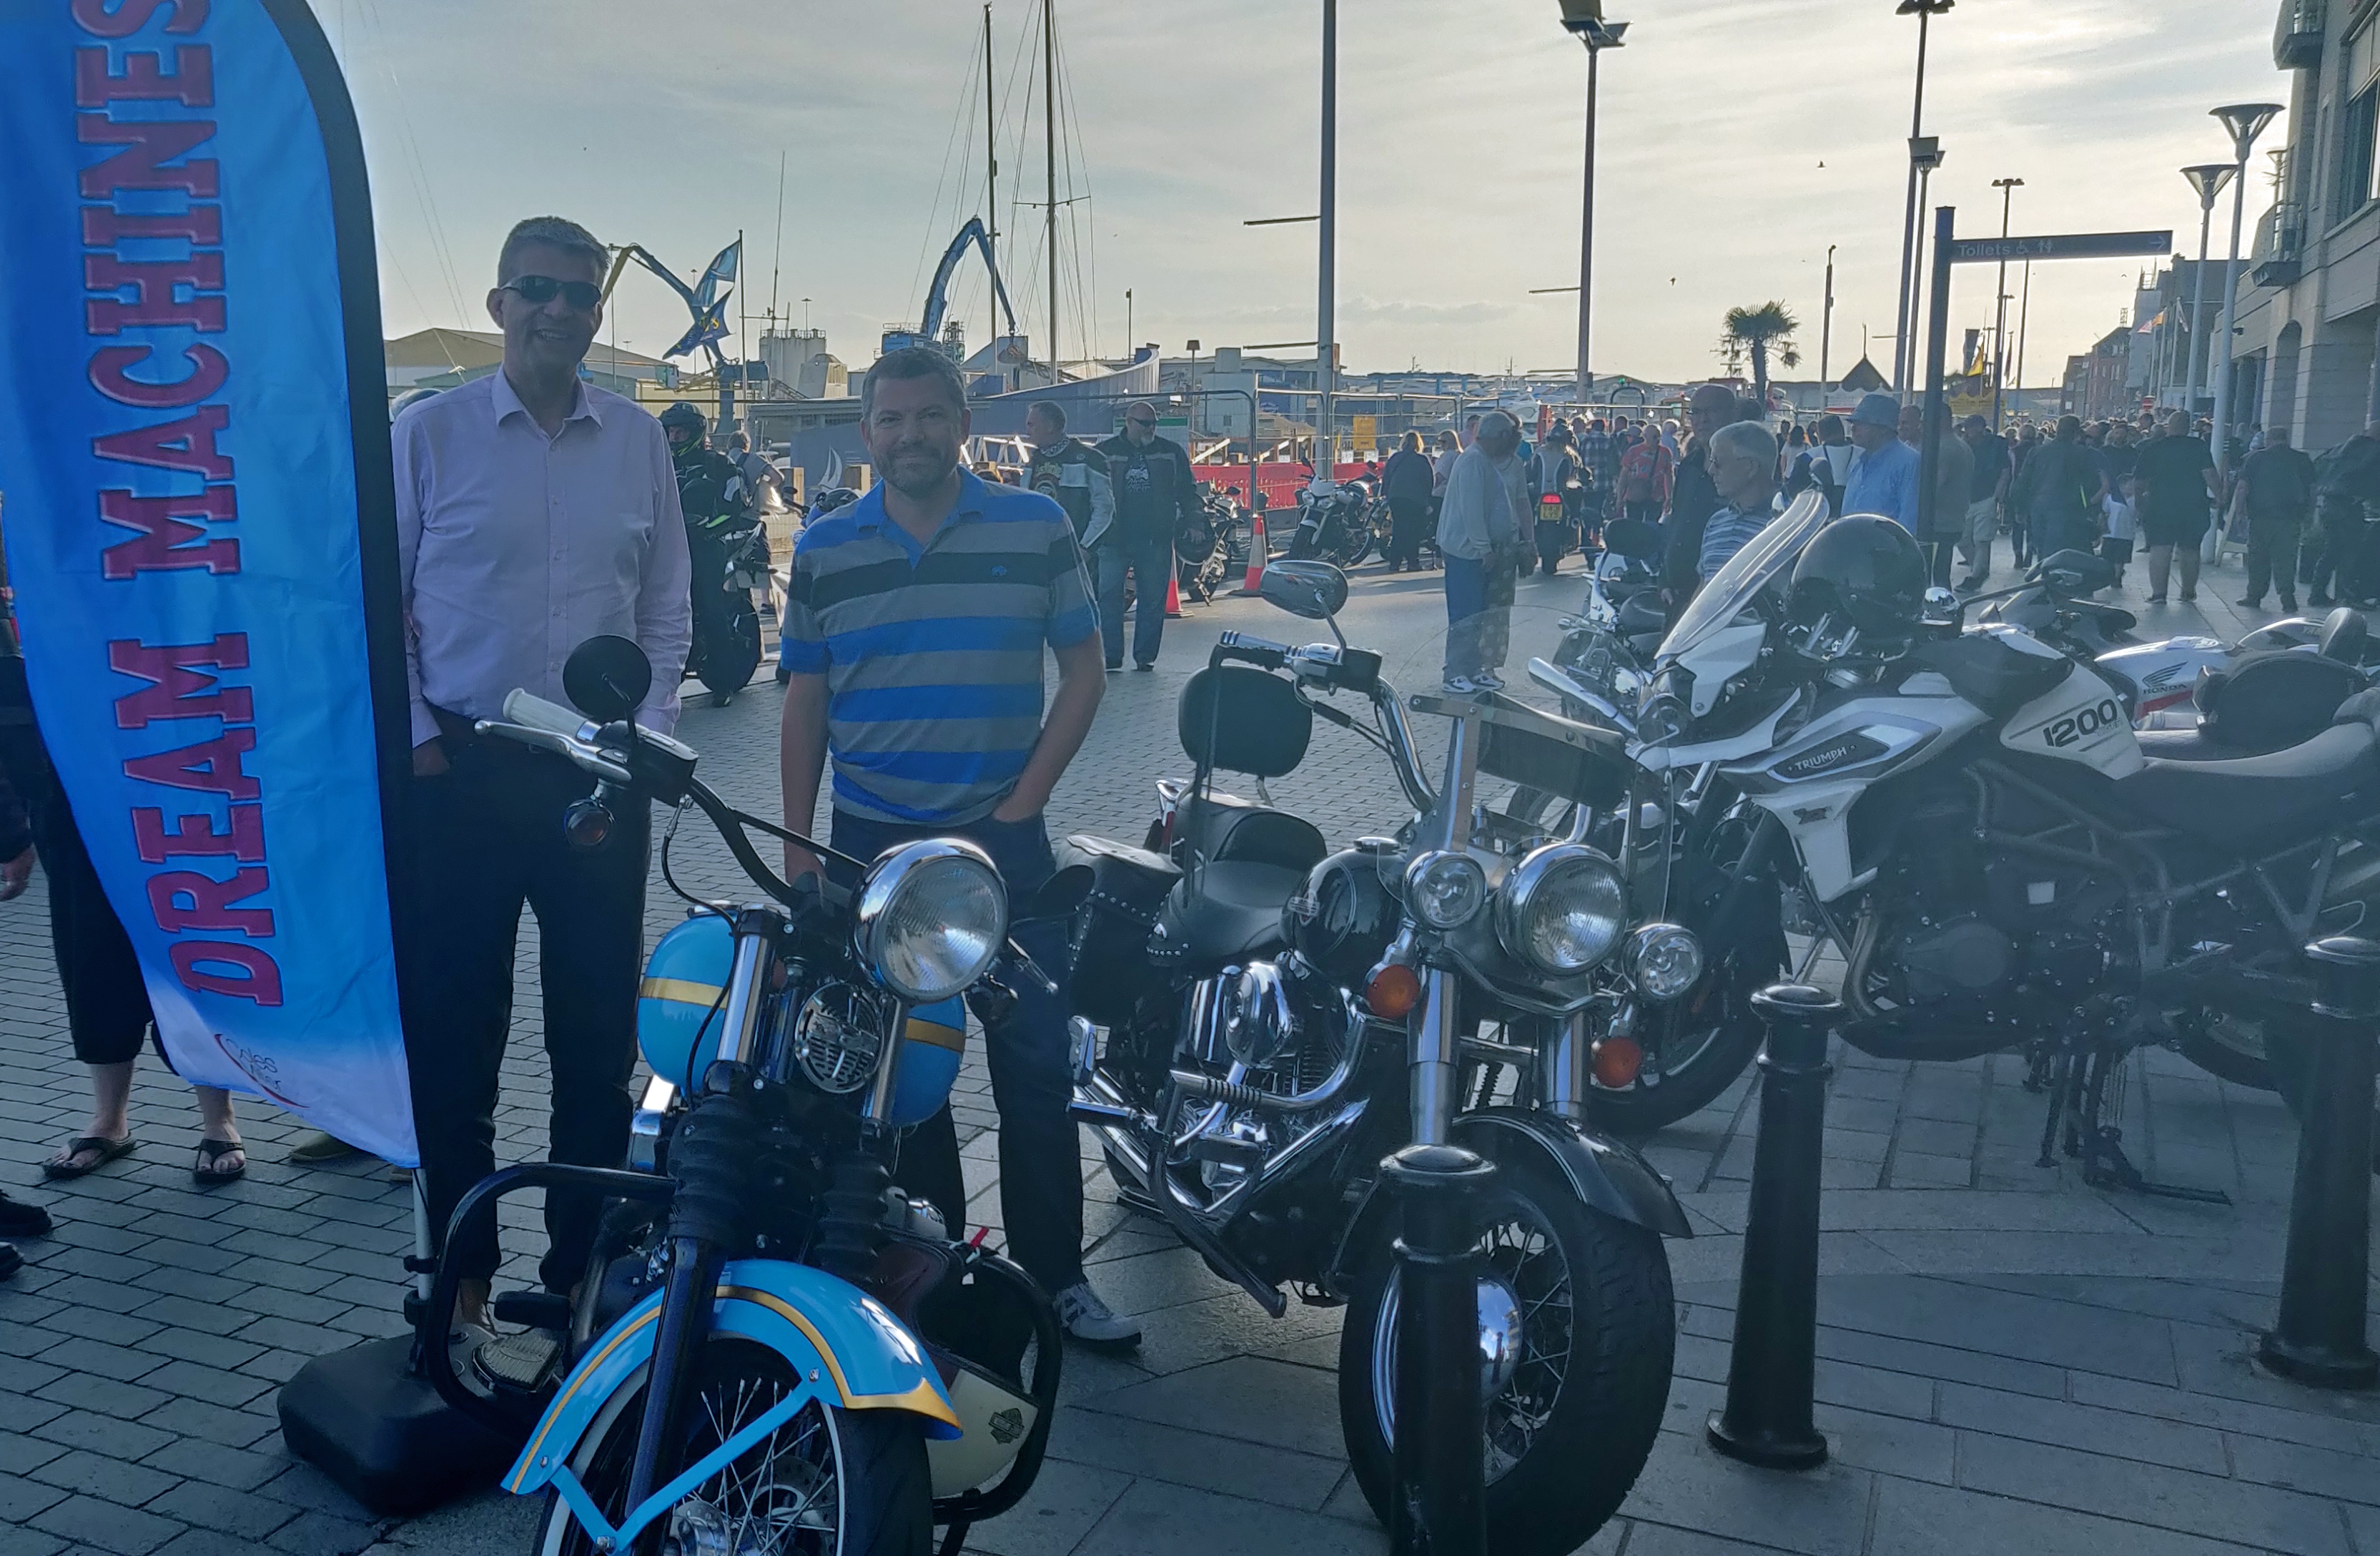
left=192, top=1138, right=246, bottom=1185
left=43, top=1135, right=136, bottom=1180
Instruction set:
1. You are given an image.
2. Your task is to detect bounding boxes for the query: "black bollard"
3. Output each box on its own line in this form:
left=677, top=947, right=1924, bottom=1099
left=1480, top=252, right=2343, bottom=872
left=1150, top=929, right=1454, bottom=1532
left=1707, top=983, right=1840, bottom=1470
left=1383, top=1142, right=1499, bottom=1556
left=2257, top=937, right=2380, bottom=1390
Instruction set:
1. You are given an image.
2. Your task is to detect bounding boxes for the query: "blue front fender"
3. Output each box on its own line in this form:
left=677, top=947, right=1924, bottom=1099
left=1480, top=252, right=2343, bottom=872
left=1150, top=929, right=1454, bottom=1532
left=505, top=1258, right=960, bottom=1499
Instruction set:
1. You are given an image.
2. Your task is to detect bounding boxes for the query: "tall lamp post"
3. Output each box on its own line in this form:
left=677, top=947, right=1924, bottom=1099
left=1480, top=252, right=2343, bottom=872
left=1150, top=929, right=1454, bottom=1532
left=1990, top=177, right=2023, bottom=429
left=1907, top=139, right=1945, bottom=378
left=1315, top=0, right=1338, bottom=482
left=2207, top=103, right=2282, bottom=490
left=2180, top=162, right=2236, bottom=414
left=1890, top=0, right=1955, bottom=393
left=1559, top=3, right=1628, bottom=408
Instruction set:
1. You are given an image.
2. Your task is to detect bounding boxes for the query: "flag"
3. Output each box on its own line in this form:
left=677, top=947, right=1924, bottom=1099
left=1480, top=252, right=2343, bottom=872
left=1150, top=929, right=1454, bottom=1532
left=0, top=0, right=417, bottom=1162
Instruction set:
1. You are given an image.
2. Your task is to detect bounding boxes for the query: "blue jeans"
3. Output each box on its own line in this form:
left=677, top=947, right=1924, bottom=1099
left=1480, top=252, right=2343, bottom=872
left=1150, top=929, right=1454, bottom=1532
left=830, top=809, right=1084, bottom=1291
left=1096, top=533, right=1172, bottom=668
left=1444, top=554, right=1499, bottom=679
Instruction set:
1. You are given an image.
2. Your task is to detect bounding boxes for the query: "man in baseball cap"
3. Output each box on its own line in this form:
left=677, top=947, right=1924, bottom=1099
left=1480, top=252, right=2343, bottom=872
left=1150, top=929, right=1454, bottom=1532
left=1841, top=392, right=1921, bottom=532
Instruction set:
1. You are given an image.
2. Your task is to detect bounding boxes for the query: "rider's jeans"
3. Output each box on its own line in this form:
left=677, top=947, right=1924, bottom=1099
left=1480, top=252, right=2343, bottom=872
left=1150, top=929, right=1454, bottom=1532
left=1095, top=533, right=1173, bottom=668
left=830, top=809, right=1087, bottom=1294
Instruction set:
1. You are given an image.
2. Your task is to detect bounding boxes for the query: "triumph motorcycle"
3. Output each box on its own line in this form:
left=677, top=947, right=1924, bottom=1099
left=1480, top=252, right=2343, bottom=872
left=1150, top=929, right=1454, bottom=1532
left=423, top=636, right=1069, bottom=1555
left=1629, top=497, right=2380, bottom=1191
left=1062, top=561, right=1692, bottom=1555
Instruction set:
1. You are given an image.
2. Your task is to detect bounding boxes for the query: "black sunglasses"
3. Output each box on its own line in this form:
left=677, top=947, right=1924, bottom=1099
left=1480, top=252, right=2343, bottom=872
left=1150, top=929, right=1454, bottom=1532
left=503, top=275, right=602, bottom=310
left=1126, top=415, right=1155, bottom=428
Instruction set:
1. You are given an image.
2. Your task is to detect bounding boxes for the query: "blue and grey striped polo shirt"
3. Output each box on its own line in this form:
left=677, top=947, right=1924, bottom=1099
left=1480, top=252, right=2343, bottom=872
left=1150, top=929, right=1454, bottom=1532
left=782, top=469, right=1098, bottom=824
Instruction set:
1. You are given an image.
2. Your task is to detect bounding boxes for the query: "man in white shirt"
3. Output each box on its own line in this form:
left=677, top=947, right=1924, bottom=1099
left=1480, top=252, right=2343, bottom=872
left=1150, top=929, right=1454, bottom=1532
left=394, top=216, right=691, bottom=1330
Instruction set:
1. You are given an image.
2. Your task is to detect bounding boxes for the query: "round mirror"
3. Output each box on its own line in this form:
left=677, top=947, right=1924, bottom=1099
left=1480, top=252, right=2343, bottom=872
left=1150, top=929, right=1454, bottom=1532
left=563, top=635, right=653, bottom=722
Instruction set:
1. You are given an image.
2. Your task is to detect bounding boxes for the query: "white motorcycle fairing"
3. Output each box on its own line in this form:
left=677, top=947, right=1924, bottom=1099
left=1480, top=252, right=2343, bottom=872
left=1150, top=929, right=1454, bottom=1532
left=1998, top=661, right=2144, bottom=779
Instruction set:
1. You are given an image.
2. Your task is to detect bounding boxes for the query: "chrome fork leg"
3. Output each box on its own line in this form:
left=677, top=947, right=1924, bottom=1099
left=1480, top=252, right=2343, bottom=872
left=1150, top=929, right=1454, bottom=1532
left=1541, top=1009, right=1591, bottom=1125
left=1410, top=967, right=1459, bottom=1145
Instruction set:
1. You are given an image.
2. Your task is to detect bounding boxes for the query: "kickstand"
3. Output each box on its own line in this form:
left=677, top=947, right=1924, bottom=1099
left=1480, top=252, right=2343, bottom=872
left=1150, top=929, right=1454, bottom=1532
left=938, top=1521, right=972, bottom=1556
left=2035, top=1043, right=2075, bottom=1168
left=2067, top=1043, right=2230, bottom=1204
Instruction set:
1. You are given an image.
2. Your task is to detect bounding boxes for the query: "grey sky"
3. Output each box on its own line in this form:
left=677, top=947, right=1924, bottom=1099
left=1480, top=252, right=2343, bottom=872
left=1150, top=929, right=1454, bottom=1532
left=328, top=0, right=2282, bottom=386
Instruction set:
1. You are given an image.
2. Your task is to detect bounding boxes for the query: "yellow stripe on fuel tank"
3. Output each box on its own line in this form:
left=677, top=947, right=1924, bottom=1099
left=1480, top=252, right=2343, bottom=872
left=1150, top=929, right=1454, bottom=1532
left=904, top=1015, right=967, bottom=1053
left=640, top=977, right=724, bottom=1007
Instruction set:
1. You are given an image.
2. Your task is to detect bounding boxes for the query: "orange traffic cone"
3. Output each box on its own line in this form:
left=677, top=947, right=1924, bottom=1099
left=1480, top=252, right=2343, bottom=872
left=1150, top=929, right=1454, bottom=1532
left=1240, top=511, right=1268, bottom=594
left=1165, top=572, right=1183, bottom=619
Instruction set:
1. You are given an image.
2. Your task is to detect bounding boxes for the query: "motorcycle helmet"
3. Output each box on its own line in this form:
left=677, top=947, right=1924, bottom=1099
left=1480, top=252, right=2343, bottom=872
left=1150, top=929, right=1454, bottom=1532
left=807, top=486, right=860, bottom=523
left=659, top=401, right=707, bottom=448
left=1787, top=515, right=1927, bottom=645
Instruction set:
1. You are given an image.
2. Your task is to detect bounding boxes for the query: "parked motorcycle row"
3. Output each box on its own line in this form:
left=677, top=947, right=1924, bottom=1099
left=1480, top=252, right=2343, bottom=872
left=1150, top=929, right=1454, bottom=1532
left=416, top=491, right=2380, bottom=1553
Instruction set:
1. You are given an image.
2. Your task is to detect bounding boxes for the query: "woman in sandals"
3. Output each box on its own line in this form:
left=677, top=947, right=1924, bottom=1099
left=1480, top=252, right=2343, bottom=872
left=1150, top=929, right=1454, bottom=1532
left=0, top=556, right=244, bottom=1186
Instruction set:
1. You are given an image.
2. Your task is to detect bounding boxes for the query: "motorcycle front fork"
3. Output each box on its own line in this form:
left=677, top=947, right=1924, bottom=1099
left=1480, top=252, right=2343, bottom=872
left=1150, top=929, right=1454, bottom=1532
left=1409, top=973, right=1594, bottom=1144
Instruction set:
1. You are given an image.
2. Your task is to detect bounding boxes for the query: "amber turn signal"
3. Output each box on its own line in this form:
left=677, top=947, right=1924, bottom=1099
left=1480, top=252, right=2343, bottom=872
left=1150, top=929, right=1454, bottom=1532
left=1365, top=962, right=1421, bottom=1018
left=1591, top=1035, right=1643, bottom=1089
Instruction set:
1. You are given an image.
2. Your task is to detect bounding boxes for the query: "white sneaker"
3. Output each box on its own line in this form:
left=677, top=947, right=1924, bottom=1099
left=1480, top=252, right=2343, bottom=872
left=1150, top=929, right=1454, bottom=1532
left=1473, top=669, right=1505, bottom=691
left=1054, top=1281, right=1142, bottom=1349
left=1442, top=674, right=1481, bottom=695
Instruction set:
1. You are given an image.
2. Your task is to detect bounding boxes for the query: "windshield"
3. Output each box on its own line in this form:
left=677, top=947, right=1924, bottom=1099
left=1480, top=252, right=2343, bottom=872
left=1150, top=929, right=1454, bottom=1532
left=1655, top=490, right=1830, bottom=665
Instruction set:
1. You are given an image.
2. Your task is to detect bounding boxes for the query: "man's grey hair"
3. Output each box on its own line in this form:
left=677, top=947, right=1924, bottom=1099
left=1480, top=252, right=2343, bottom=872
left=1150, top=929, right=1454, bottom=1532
left=1710, top=420, right=1777, bottom=476
left=861, top=346, right=969, bottom=418
left=1027, top=400, right=1067, bottom=431
left=498, top=216, right=606, bottom=283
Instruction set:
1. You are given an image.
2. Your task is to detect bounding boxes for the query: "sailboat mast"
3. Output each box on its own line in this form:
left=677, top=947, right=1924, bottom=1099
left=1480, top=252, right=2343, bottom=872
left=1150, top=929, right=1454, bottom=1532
left=984, top=3, right=1001, bottom=387
left=1044, top=0, right=1057, bottom=380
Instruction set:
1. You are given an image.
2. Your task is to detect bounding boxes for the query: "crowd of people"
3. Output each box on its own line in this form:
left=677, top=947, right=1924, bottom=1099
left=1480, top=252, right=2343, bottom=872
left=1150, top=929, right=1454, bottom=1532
left=1425, top=386, right=2380, bottom=694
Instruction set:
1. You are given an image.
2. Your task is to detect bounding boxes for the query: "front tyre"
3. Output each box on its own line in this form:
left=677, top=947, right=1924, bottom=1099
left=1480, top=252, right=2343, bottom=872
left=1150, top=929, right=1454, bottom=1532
left=1336, top=1156, right=1674, bottom=1556
left=535, top=1340, right=932, bottom=1556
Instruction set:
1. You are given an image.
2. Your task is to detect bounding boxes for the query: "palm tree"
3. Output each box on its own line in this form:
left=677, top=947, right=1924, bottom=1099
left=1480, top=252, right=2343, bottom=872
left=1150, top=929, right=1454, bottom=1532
left=1722, top=302, right=1802, bottom=411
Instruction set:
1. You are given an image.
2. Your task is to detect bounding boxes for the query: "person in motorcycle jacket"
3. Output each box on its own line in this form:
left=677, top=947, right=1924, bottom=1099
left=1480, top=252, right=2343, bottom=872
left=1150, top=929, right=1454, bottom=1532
left=1024, top=399, right=1115, bottom=548
left=661, top=401, right=756, bottom=672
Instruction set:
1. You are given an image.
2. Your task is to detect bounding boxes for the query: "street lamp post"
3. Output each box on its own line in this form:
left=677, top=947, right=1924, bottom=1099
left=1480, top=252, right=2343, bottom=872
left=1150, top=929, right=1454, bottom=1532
left=1991, top=177, right=2023, bottom=429
left=1316, top=0, right=1338, bottom=481
left=2180, top=163, right=2236, bottom=414
left=1559, top=4, right=1628, bottom=408
left=1907, top=139, right=1945, bottom=382
left=2208, top=103, right=2283, bottom=491
left=1891, top=0, right=1955, bottom=393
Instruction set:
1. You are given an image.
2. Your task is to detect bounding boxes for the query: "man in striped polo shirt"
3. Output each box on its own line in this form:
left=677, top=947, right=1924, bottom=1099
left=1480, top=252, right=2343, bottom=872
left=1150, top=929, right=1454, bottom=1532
left=778, top=348, right=1137, bottom=1346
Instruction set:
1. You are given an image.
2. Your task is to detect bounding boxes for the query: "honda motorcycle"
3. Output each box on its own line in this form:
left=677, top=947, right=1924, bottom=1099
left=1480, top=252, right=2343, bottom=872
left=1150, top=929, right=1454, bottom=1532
left=1063, top=561, right=1691, bottom=1555
left=424, top=636, right=1067, bottom=1555
left=1633, top=499, right=2380, bottom=1191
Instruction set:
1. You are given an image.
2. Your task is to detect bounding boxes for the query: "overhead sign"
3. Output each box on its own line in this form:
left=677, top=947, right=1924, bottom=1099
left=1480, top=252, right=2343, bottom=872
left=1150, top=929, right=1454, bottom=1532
left=0, top=0, right=418, bottom=1163
left=1945, top=231, right=2173, bottom=265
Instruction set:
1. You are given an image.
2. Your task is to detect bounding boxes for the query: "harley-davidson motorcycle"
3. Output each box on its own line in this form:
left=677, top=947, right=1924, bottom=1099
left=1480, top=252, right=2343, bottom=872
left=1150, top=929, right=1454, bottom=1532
left=422, top=636, right=1068, bottom=1555
left=1629, top=498, right=2380, bottom=1188
left=1063, top=561, right=1693, bottom=1555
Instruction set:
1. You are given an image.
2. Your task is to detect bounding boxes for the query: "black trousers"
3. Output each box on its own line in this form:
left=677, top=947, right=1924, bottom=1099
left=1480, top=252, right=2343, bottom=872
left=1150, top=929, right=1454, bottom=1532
left=1386, top=495, right=1428, bottom=568
left=830, top=809, right=1085, bottom=1294
left=0, top=712, right=158, bottom=1067
left=403, top=737, right=648, bottom=1290
left=2244, top=516, right=2301, bottom=604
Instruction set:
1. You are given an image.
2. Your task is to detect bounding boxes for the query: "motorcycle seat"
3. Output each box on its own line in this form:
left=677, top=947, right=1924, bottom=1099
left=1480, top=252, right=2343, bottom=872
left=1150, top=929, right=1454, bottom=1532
left=1155, top=860, right=1303, bottom=966
left=2123, top=722, right=2380, bottom=839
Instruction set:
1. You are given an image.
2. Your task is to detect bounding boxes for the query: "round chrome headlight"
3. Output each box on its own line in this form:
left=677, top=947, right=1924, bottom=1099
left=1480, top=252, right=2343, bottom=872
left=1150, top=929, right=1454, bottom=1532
left=1403, top=850, right=1488, bottom=930
left=1495, top=844, right=1626, bottom=975
left=854, top=840, right=1009, bottom=1004
left=1625, top=923, right=1704, bottom=1002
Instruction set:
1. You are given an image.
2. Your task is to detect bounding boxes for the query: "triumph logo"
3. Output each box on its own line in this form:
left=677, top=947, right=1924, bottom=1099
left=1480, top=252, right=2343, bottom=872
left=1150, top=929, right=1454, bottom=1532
left=1779, top=742, right=1859, bottom=779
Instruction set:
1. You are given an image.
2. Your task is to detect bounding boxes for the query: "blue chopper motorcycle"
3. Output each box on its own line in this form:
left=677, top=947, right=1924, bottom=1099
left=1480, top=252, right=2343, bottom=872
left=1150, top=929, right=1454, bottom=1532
left=423, top=637, right=1067, bottom=1555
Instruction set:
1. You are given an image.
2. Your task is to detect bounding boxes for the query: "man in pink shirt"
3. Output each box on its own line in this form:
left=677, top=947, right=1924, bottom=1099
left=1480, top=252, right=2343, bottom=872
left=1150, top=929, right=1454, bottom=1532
left=393, top=216, right=691, bottom=1330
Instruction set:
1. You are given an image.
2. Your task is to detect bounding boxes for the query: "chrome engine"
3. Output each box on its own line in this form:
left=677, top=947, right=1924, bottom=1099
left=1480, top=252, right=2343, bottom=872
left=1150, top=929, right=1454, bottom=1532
left=1175, top=952, right=1363, bottom=1192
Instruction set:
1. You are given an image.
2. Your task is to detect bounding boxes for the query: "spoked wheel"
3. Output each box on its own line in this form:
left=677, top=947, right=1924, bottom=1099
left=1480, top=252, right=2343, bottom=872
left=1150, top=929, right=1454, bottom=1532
left=535, top=1341, right=932, bottom=1556
left=1338, top=1156, right=1674, bottom=1556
